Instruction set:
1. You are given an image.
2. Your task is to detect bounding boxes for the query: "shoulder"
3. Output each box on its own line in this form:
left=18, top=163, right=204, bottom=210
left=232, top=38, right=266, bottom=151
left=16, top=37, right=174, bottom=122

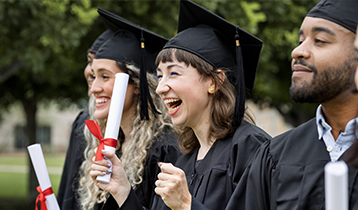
left=72, top=109, right=89, bottom=127
left=228, top=121, right=272, bottom=165
left=271, top=118, right=317, bottom=146
left=269, top=117, right=317, bottom=164
left=147, top=127, right=180, bottom=160
left=231, top=120, right=272, bottom=146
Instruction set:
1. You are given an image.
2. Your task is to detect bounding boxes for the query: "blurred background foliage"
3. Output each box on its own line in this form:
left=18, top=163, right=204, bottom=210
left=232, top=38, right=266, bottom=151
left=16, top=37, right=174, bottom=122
left=0, top=0, right=320, bottom=206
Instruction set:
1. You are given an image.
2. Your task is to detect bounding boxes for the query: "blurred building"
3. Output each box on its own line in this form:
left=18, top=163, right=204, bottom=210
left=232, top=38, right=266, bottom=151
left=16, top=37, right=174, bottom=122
left=0, top=101, right=292, bottom=153
left=0, top=103, right=81, bottom=153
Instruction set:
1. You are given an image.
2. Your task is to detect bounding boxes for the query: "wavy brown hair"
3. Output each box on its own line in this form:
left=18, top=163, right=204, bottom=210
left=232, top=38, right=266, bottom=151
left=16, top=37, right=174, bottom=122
left=77, top=62, right=176, bottom=210
left=156, top=48, right=254, bottom=154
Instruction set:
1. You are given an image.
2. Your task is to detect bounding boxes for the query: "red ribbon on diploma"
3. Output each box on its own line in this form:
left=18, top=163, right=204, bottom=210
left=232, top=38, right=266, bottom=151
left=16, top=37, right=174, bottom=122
left=85, top=120, right=117, bottom=161
left=36, top=186, right=53, bottom=210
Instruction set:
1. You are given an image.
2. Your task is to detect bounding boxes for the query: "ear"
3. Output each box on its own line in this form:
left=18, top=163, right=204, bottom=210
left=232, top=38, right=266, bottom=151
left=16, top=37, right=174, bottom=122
left=208, top=69, right=225, bottom=94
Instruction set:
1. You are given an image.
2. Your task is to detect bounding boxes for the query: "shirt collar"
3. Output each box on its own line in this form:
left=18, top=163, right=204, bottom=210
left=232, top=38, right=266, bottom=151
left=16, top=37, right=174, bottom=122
left=316, top=104, right=358, bottom=140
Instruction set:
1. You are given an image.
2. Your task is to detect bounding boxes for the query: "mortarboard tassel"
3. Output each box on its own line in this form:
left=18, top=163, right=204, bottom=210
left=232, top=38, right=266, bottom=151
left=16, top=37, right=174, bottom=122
left=232, top=26, right=245, bottom=128
left=139, top=29, right=159, bottom=120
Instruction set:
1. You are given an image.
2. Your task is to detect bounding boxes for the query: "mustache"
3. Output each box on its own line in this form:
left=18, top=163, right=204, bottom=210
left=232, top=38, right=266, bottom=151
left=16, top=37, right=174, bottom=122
left=293, top=60, right=317, bottom=74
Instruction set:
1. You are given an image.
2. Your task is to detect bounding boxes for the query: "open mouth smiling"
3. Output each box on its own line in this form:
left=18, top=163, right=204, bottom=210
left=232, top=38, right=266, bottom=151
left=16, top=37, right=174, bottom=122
left=164, top=98, right=182, bottom=112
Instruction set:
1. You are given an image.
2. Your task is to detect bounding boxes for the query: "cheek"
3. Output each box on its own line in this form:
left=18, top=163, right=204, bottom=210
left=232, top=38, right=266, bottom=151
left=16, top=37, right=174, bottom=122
left=105, top=82, right=115, bottom=97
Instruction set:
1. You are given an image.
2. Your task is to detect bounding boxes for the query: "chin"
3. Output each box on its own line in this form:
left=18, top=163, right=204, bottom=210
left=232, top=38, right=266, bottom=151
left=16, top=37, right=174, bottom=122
left=94, top=111, right=108, bottom=120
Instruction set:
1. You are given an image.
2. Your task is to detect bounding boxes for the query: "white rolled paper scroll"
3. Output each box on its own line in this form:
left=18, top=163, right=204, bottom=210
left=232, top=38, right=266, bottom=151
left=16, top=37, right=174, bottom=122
left=97, top=73, right=129, bottom=183
left=27, top=144, right=60, bottom=210
left=325, top=161, right=348, bottom=210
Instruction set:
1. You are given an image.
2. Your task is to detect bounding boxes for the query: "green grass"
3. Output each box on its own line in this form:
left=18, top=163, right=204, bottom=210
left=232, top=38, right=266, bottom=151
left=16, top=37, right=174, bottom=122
left=0, top=154, right=65, bottom=167
left=0, top=172, right=62, bottom=198
left=0, top=153, right=65, bottom=198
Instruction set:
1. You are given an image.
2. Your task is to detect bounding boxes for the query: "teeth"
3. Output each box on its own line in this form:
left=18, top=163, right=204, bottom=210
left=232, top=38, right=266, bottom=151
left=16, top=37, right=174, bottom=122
left=96, top=98, right=109, bottom=104
left=168, top=106, right=178, bottom=112
left=164, top=98, right=181, bottom=112
left=164, top=98, right=180, bottom=105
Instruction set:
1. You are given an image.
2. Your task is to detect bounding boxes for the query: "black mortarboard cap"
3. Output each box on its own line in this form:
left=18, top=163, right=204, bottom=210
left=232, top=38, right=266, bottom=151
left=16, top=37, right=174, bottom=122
left=90, top=28, right=114, bottom=52
left=164, top=0, right=263, bottom=127
left=307, top=0, right=358, bottom=34
left=96, top=8, right=169, bottom=120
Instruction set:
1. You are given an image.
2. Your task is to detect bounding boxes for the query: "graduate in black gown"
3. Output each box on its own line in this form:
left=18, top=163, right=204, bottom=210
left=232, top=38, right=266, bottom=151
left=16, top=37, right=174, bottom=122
left=77, top=8, right=180, bottom=210
left=90, top=1, right=271, bottom=209
left=57, top=28, right=113, bottom=210
left=243, top=1, right=358, bottom=210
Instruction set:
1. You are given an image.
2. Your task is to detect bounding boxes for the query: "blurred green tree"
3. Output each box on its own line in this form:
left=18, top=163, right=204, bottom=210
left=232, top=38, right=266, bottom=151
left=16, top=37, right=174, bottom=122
left=0, top=0, right=98, bottom=204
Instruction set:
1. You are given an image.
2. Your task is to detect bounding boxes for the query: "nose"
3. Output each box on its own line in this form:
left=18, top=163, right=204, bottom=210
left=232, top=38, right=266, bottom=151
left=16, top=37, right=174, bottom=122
left=90, top=77, right=102, bottom=95
left=291, top=42, right=310, bottom=61
left=156, top=78, right=170, bottom=96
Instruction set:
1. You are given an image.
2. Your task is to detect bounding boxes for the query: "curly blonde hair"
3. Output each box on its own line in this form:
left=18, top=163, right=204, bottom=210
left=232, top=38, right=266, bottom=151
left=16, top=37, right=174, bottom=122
left=77, top=63, right=176, bottom=210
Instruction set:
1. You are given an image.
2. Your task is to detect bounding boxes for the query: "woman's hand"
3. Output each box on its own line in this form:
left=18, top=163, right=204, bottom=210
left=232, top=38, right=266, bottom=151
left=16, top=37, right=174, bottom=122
left=90, top=150, right=131, bottom=207
left=154, top=162, right=192, bottom=210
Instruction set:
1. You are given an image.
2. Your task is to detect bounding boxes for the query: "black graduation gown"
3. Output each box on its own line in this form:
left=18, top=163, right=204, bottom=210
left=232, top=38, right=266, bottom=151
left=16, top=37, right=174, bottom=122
left=119, top=120, right=271, bottom=210
left=57, top=110, right=89, bottom=210
left=244, top=118, right=358, bottom=210
left=99, top=130, right=180, bottom=210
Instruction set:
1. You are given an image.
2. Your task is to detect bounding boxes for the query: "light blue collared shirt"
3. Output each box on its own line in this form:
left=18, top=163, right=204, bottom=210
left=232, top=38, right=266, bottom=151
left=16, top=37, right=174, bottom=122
left=316, top=105, right=357, bottom=162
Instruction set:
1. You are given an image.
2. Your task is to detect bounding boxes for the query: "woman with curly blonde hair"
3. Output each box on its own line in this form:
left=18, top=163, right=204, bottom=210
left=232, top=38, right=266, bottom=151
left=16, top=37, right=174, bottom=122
left=77, top=9, right=179, bottom=210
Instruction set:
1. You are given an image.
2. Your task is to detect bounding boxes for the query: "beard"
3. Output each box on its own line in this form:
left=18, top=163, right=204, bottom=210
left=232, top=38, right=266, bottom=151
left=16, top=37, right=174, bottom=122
left=290, top=57, right=356, bottom=103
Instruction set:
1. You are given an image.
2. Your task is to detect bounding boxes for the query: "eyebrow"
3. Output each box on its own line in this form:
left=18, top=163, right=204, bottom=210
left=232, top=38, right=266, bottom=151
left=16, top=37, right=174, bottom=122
left=156, top=64, right=185, bottom=72
left=298, top=27, right=336, bottom=37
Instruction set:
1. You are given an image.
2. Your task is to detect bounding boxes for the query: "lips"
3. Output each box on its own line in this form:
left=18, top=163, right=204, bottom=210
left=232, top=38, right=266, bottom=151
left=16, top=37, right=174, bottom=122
left=292, top=64, right=312, bottom=73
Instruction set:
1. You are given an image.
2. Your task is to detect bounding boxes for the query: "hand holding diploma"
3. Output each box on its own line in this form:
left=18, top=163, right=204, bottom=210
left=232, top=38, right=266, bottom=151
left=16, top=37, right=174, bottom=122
left=27, top=144, right=60, bottom=210
left=90, top=150, right=131, bottom=207
left=86, top=73, right=129, bottom=183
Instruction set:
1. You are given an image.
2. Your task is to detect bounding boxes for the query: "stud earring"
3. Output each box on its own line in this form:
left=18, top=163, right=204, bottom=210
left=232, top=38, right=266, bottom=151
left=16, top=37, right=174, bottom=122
left=210, top=88, right=214, bottom=92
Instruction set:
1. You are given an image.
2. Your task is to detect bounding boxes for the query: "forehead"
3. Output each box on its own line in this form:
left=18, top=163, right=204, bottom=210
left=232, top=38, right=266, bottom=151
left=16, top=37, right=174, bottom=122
left=92, top=59, right=119, bottom=71
left=300, top=17, right=353, bottom=37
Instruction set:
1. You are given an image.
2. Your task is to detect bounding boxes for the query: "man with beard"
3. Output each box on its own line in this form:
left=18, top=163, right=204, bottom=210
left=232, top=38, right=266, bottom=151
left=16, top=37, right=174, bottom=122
left=240, top=1, right=358, bottom=210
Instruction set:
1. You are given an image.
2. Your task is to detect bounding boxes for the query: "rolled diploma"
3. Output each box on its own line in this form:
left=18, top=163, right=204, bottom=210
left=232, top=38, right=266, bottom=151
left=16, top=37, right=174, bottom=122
left=27, top=144, right=60, bottom=210
left=97, top=73, right=129, bottom=183
left=325, top=161, right=348, bottom=210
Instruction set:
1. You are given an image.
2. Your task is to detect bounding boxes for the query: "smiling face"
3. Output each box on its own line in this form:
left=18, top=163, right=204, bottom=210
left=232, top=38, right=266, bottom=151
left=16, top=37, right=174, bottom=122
left=90, top=59, right=138, bottom=120
left=290, top=17, right=357, bottom=103
left=156, top=58, right=214, bottom=129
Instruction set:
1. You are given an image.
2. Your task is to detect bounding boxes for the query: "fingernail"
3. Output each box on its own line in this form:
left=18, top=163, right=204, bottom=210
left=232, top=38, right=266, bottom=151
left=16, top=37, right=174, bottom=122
left=107, top=163, right=111, bottom=168
left=102, top=171, right=107, bottom=175
left=108, top=169, right=112, bottom=173
left=102, top=150, right=107, bottom=153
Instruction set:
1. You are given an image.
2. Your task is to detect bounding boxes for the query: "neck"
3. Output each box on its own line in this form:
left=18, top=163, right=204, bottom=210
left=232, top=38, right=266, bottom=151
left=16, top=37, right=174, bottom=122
left=321, top=90, right=358, bottom=140
left=192, top=118, right=216, bottom=160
